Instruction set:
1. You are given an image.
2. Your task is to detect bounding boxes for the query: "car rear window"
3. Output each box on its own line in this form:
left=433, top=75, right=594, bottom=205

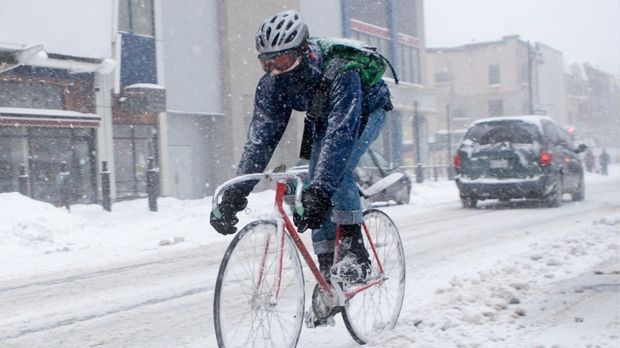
left=464, top=121, right=540, bottom=145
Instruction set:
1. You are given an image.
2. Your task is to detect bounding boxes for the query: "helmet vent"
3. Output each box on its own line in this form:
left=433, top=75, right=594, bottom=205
left=276, top=19, right=285, bottom=30
left=266, top=27, right=272, bottom=40
left=271, top=33, right=280, bottom=47
left=269, top=15, right=277, bottom=23
left=286, top=21, right=293, bottom=30
left=285, top=31, right=297, bottom=44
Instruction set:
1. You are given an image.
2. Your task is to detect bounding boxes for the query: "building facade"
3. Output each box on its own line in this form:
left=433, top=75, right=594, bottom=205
left=565, top=63, right=620, bottom=148
left=0, top=64, right=101, bottom=204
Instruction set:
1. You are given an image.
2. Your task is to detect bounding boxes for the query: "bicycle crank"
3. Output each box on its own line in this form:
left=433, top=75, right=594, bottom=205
left=311, top=284, right=340, bottom=318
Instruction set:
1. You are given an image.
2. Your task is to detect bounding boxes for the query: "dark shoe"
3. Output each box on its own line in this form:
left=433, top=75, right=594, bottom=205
left=332, top=224, right=371, bottom=283
left=331, top=253, right=371, bottom=283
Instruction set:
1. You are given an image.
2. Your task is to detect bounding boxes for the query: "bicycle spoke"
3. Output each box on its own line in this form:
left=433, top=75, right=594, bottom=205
left=215, top=221, right=304, bottom=348
left=342, top=210, right=405, bottom=344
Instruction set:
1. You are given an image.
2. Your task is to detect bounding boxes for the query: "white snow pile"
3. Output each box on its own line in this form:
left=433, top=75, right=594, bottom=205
left=0, top=192, right=88, bottom=251
left=0, top=189, right=279, bottom=280
left=367, top=211, right=620, bottom=348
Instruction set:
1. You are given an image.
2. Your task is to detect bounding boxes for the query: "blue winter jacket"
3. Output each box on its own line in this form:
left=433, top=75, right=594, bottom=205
left=235, top=41, right=392, bottom=197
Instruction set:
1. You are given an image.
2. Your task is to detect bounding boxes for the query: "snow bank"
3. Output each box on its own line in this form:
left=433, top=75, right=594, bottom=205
left=0, top=192, right=87, bottom=251
left=0, top=188, right=280, bottom=280
left=367, top=210, right=620, bottom=347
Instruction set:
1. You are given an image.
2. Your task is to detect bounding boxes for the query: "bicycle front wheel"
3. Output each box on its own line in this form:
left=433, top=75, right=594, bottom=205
left=342, top=209, right=406, bottom=344
left=214, top=220, right=305, bottom=348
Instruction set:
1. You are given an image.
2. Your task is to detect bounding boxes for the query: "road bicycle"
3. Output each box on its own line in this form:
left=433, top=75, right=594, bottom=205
left=213, top=171, right=406, bottom=347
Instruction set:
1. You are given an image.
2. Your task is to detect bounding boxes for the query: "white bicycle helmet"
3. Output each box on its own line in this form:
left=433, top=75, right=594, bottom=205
left=256, top=10, right=309, bottom=54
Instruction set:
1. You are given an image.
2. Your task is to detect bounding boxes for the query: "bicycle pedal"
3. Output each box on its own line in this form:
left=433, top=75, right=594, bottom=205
left=304, top=311, right=317, bottom=328
left=304, top=311, right=335, bottom=328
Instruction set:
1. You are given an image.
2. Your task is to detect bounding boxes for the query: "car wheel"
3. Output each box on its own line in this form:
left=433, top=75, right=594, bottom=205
left=461, top=195, right=478, bottom=208
left=545, top=180, right=563, bottom=208
left=394, top=181, right=411, bottom=204
left=571, top=176, right=585, bottom=201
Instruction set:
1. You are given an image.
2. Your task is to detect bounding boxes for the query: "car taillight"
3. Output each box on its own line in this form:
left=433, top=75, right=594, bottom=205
left=454, top=153, right=462, bottom=169
left=540, top=150, right=552, bottom=166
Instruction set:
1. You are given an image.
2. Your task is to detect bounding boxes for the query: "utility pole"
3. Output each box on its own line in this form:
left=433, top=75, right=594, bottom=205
left=413, top=101, right=424, bottom=183
left=446, top=104, right=454, bottom=179
left=527, top=41, right=533, bottom=114
left=527, top=41, right=539, bottom=114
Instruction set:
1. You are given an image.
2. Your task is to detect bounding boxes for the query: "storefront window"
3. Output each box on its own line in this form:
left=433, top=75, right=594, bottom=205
left=0, top=127, right=28, bottom=192
left=0, top=126, right=97, bottom=204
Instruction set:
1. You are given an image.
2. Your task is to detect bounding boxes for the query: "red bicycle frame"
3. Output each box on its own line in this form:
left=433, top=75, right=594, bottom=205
left=259, top=179, right=386, bottom=301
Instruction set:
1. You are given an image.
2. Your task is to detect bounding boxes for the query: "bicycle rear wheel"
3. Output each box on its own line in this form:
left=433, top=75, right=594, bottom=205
left=341, top=209, right=406, bottom=344
left=214, top=220, right=305, bottom=348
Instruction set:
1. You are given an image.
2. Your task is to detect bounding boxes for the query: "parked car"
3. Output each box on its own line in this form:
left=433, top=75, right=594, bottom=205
left=355, top=148, right=412, bottom=205
left=453, top=115, right=587, bottom=208
left=286, top=148, right=411, bottom=206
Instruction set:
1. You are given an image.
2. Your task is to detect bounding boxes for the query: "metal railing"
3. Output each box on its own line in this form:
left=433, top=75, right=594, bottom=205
left=401, top=164, right=455, bottom=182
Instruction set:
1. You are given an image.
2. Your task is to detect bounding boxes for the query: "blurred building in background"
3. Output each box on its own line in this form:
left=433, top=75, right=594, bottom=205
left=0, top=1, right=115, bottom=205
left=0, top=55, right=104, bottom=205
left=425, top=35, right=566, bottom=167
left=565, top=63, right=620, bottom=148
left=2, top=1, right=615, bottom=205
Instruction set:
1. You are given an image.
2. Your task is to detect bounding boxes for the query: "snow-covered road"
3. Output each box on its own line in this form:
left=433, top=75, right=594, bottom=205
left=1, top=169, right=618, bottom=347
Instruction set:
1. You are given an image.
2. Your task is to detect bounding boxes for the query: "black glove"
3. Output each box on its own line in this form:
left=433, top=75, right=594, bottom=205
left=297, top=184, right=332, bottom=233
left=210, top=186, right=248, bottom=235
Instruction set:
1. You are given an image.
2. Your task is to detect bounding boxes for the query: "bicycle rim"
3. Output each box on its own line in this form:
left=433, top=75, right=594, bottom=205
left=342, top=209, right=406, bottom=344
left=214, top=220, right=305, bottom=348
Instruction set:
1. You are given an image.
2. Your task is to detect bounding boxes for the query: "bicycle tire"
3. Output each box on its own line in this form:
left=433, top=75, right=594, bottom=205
left=213, top=220, right=305, bottom=348
left=341, top=209, right=406, bottom=344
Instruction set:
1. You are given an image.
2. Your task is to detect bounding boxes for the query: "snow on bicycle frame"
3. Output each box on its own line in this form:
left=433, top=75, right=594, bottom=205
left=212, top=171, right=387, bottom=301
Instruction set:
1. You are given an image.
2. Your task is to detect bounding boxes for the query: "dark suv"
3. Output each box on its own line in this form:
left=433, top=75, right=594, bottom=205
left=454, top=116, right=587, bottom=208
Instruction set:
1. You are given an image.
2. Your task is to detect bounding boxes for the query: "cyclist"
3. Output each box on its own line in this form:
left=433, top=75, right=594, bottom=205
left=210, top=10, right=393, bottom=283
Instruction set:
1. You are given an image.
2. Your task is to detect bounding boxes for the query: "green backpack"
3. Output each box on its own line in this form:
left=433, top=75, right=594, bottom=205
left=299, top=37, right=398, bottom=159
left=309, top=37, right=396, bottom=87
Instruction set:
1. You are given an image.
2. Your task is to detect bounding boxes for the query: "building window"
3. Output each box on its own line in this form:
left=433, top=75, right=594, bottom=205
left=488, top=64, right=501, bottom=85
left=397, top=44, right=421, bottom=84
left=119, top=0, right=154, bottom=36
left=353, top=30, right=421, bottom=84
left=348, top=0, right=389, bottom=28
left=489, top=99, right=504, bottom=116
left=0, top=80, right=63, bottom=109
left=113, top=124, right=158, bottom=198
left=395, top=0, right=417, bottom=37
left=434, top=71, right=452, bottom=84
left=351, top=30, right=389, bottom=57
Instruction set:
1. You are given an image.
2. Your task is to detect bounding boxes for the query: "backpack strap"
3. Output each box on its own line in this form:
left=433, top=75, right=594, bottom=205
left=299, top=58, right=348, bottom=160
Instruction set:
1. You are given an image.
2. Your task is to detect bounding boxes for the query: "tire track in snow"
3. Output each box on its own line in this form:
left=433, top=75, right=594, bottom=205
left=0, top=285, right=212, bottom=341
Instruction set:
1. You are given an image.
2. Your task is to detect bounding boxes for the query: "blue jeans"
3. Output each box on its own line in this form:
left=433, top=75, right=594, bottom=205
left=308, top=108, right=388, bottom=254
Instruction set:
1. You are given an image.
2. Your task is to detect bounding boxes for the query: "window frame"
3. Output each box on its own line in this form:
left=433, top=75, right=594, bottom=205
left=488, top=64, right=501, bottom=85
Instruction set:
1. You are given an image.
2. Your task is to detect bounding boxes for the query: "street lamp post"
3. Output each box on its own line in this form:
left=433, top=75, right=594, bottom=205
left=527, top=42, right=534, bottom=114
left=526, top=41, right=542, bottom=115
left=446, top=104, right=455, bottom=179
left=413, top=101, right=424, bottom=183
